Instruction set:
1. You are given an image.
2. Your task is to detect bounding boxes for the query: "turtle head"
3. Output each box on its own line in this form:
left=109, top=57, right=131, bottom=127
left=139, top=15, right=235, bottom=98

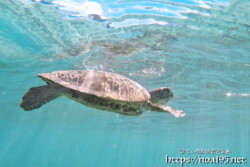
left=149, top=87, right=174, bottom=105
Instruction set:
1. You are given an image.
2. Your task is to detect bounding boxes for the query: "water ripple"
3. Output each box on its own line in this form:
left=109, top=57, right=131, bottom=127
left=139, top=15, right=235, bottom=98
left=31, top=0, right=230, bottom=28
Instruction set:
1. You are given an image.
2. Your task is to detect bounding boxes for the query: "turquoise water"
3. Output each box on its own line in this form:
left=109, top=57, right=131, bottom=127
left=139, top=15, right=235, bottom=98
left=0, top=0, right=249, bottom=166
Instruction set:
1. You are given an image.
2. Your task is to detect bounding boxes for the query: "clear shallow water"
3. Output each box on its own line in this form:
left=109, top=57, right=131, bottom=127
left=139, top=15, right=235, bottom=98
left=0, top=0, right=249, bottom=166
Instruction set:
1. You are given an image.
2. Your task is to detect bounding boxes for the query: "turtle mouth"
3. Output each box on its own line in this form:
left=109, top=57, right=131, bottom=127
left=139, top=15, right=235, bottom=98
left=171, top=92, right=174, bottom=97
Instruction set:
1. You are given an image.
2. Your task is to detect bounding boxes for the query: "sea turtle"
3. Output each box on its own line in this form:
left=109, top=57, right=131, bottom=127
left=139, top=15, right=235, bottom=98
left=20, top=70, right=185, bottom=117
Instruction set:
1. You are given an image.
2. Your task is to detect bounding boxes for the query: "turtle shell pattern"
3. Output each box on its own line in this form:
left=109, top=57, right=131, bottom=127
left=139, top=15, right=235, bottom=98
left=39, top=70, right=150, bottom=102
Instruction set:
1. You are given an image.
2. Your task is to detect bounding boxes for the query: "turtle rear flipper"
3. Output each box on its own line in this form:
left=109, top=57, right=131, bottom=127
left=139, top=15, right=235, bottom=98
left=20, top=85, right=63, bottom=111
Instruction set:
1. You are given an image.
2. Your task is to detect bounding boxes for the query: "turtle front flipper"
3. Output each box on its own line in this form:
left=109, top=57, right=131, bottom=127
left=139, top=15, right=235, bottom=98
left=149, top=87, right=173, bottom=105
left=20, top=85, right=63, bottom=111
left=149, top=102, right=185, bottom=118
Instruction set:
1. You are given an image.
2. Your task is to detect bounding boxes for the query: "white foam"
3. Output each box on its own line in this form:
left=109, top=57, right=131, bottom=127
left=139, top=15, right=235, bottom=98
left=53, top=0, right=103, bottom=17
left=108, top=18, right=171, bottom=28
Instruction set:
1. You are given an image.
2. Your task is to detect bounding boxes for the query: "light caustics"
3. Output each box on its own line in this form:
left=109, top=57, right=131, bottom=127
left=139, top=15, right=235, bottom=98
left=226, top=92, right=250, bottom=97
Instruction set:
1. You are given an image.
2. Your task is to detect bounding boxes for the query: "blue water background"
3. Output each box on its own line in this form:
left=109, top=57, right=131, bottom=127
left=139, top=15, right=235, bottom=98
left=0, top=0, right=249, bottom=166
